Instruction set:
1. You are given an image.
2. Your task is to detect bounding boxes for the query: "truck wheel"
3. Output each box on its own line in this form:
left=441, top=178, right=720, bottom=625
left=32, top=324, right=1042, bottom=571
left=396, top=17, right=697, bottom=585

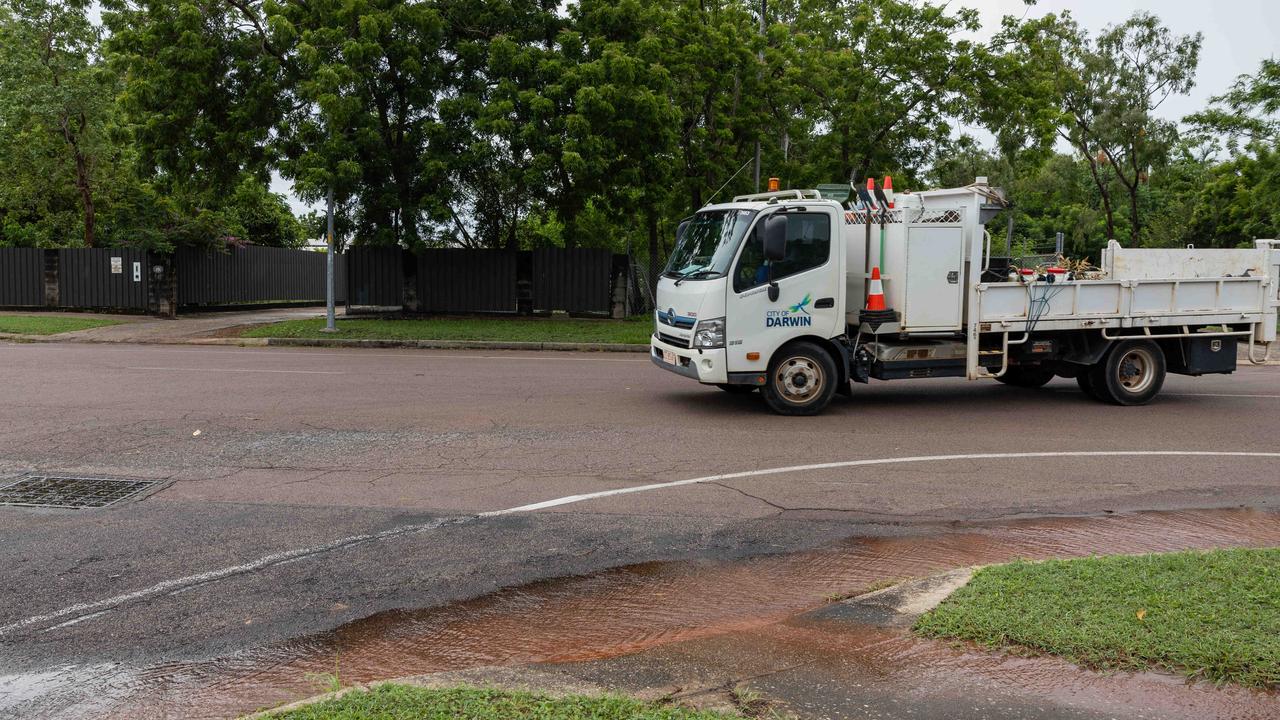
left=996, top=366, right=1055, bottom=388
left=1089, top=339, right=1166, bottom=406
left=716, top=384, right=756, bottom=395
left=763, top=342, right=838, bottom=416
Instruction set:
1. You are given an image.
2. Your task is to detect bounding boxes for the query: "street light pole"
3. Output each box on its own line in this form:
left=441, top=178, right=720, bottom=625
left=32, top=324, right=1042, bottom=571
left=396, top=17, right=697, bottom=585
left=323, top=186, right=337, bottom=332
left=753, top=0, right=765, bottom=192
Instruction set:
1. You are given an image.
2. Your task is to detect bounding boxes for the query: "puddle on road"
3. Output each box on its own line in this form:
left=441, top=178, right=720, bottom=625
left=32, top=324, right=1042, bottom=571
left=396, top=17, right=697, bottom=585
left=15, top=508, right=1280, bottom=718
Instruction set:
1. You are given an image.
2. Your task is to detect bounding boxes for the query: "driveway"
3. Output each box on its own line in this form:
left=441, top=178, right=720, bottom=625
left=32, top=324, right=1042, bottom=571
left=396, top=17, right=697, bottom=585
left=0, top=306, right=333, bottom=343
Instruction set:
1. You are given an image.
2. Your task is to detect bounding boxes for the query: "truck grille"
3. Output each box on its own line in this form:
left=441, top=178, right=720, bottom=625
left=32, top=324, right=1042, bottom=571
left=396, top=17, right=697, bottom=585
left=657, top=312, right=696, bottom=329
left=658, top=332, right=691, bottom=349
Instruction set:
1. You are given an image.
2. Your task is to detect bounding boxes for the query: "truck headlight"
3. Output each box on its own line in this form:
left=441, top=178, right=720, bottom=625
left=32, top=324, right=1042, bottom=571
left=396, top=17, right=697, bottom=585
left=692, top=317, right=725, bottom=349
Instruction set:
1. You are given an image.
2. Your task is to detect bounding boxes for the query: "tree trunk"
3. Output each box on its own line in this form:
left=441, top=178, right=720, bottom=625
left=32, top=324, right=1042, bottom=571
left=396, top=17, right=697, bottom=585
left=1127, top=187, right=1141, bottom=246
left=564, top=218, right=578, bottom=251
left=505, top=213, right=518, bottom=252
left=1127, top=152, right=1143, bottom=245
left=63, top=114, right=95, bottom=248
left=1078, top=148, right=1116, bottom=241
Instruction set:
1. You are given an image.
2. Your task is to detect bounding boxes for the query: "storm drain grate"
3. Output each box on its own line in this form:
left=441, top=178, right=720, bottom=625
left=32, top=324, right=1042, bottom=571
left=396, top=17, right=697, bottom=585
left=0, top=474, right=159, bottom=509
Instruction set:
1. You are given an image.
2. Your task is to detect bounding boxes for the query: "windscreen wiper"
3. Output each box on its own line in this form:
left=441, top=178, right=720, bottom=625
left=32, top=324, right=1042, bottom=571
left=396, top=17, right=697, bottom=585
left=674, top=268, right=720, bottom=286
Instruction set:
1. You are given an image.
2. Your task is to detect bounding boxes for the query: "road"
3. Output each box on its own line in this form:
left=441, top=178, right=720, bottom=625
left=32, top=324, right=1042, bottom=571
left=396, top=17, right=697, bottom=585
left=0, top=341, right=1277, bottom=715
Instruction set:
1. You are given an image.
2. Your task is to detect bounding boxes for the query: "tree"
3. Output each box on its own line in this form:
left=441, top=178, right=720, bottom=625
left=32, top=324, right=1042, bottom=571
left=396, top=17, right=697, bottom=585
left=1186, top=58, right=1280, bottom=153
left=103, top=0, right=312, bottom=248
left=1052, top=12, right=1201, bottom=245
left=457, top=0, right=565, bottom=250
left=1183, top=147, right=1280, bottom=248
left=103, top=0, right=283, bottom=199
left=268, top=0, right=453, bottom=247
left=661, top=0, right=767, bottom=213
left=574, top=0, right=677, bottom=283
left=777, top=0, right=992, bottom=186
left=0, top=0, right=117, bottom=247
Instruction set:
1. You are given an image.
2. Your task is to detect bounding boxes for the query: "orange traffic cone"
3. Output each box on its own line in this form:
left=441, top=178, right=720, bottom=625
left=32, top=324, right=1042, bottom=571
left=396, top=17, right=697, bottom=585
left=866, top=266, right=887, bottom=311
left=883, top=175, right=894, bottom=208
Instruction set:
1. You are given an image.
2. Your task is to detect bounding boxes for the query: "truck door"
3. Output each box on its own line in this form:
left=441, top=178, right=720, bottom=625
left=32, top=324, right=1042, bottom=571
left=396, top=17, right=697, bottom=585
left=725, top=208, right=842, bottom=375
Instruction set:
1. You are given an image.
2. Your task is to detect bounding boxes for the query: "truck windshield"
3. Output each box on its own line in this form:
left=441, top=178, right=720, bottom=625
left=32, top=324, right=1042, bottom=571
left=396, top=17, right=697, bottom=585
left=663, top=209, right=757, bottom=280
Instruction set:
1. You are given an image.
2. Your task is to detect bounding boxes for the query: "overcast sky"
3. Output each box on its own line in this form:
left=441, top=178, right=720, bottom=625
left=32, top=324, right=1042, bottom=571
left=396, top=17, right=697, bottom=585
left=87, top=1, right=1277, bottom=215
left=969, top=0, right=1278, bottom=123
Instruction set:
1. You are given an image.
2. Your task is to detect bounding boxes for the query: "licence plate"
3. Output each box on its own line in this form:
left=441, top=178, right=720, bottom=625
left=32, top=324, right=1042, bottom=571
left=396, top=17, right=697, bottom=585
left=662, top=350, right=678, bottom=366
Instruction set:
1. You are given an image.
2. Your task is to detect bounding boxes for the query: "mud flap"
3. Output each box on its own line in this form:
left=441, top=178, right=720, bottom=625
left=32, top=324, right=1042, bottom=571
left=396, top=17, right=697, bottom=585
left=851, top=345, right=873, bottom=384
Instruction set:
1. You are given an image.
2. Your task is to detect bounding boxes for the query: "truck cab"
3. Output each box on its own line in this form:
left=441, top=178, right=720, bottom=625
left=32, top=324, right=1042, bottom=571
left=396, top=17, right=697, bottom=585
left=651, top=193, right=847, bottom=413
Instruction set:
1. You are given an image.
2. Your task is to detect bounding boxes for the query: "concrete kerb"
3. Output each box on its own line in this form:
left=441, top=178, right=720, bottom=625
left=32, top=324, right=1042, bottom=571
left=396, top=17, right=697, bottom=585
left=0, top=333, right=649, bottom=353
left=8, top=328, right=1279, bottom=360
left=262, top=337, right=650, bottom=353
left=0, top=332, right=63, bottom=344
left=807, top=567, right=978, bottom=628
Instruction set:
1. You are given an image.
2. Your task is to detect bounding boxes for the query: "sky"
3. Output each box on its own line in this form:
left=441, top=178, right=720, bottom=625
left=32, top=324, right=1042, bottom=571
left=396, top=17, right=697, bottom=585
left=90, top=1, right=1279, bottom=215
left=967, top=0, right=1279, bottom=124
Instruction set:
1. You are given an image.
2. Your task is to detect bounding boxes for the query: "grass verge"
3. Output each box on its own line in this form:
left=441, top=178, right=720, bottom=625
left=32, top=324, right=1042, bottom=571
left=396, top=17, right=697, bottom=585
left=913, top=548, right=1280, bottom=689
left=265, top=684, right=744, bottom=719
left=0, top=314, right=121, bottom=335
left=241, top=316, right=653, bottom=345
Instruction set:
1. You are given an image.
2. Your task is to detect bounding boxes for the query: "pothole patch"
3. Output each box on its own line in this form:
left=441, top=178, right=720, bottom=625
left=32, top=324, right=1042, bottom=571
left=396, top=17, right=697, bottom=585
left=0, top=474, right=161, bottom=509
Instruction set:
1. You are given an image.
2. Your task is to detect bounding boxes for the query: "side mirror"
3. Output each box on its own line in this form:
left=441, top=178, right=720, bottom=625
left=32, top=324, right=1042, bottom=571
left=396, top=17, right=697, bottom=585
left=763, top=214, right=788, bottom=262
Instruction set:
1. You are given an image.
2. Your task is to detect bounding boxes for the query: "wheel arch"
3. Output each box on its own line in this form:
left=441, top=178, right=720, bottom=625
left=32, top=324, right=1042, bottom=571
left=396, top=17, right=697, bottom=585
left=773, top=335, right=850, bottom=384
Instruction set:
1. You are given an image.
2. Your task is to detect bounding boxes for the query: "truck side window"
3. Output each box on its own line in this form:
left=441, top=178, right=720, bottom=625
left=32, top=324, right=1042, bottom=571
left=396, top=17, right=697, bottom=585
left=733, top=212, right=831, bottom=293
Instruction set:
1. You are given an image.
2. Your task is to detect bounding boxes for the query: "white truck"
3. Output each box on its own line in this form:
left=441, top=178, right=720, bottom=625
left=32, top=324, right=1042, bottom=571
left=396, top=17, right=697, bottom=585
left=650, top=179, right=1278, bottom=415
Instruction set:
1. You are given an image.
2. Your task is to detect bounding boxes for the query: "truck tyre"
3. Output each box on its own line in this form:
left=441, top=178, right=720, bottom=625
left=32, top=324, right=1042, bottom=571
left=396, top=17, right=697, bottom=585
left=1089, top=339, right=1166, bottom=405
left=996, top=366, right=1055, bottom=388
left=716, top=384, right=756, bottom=395
left=763, top=342, right=838, bottom=416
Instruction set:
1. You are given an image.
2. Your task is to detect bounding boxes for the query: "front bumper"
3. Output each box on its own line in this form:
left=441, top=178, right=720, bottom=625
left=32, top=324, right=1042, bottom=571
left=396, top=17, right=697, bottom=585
left=650, top=334, right=728, bottom=384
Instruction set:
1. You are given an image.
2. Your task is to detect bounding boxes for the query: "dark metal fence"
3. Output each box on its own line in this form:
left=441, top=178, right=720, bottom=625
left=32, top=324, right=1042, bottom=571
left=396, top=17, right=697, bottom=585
left=417, top=249, right=518, bottom=313
left=346, top=246, right=402, bottom=307
left=0, top=248, right=44, bottom=307
left=1, top=243, right=625, bottom=316
left=532, top=248, right=613, bottom=314
left=59, top=248, right=149, bottom=310
left=176, top=245, right=345, bottom=307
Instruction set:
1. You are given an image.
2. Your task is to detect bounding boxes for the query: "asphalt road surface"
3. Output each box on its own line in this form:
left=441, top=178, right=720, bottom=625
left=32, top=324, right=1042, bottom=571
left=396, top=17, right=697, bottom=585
left=1, top=342, right=1277, bottom=715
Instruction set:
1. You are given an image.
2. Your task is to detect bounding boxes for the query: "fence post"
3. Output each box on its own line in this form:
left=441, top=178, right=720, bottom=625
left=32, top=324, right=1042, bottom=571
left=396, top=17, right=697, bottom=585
left=610, top=254, right=628, bottom=319
left=399, top=248, right=418, bottom=312
left=42, top=249, right=59, bottom=308
left=517, top=251, right=533, bottom=315
left=147, top=252, right=177, bottom=317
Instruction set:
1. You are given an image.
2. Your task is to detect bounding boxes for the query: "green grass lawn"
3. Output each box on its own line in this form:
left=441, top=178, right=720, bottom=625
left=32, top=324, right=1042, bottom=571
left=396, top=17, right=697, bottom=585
left=0, top=314, right=121, bottom=335
left=914, top=548, right=1280, bottom=689
left=242, top=316, right=653, bottom=345
left=266, top=684, right=743, bottom=720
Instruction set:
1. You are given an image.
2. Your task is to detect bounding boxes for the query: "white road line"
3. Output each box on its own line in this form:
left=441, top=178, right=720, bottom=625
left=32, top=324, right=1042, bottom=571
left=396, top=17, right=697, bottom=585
left=0, top=517, right=461, bottom=636
left=124, top=366, right=345, bottom=375
left=6, top=449, right=1279, bottom=635
left=1164, top=392, right=1280, bottom=399
left=482, top=450, right=1280, bottom=515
